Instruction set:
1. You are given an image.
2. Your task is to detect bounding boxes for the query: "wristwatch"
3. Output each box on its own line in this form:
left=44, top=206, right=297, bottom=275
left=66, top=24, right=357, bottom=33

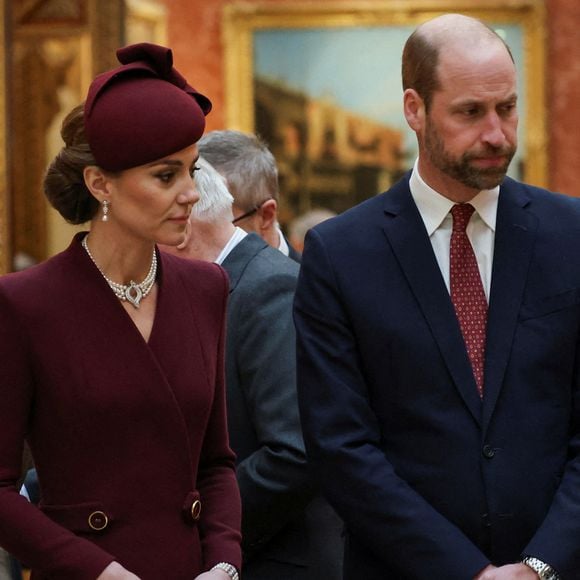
left=522, top=556, right=560, bottom=580
left=211, top=562, right=239, bottom=580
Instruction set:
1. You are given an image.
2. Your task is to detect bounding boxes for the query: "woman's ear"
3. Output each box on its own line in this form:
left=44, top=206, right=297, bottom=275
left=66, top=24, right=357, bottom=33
left=83, top=166, right=111, bottom=203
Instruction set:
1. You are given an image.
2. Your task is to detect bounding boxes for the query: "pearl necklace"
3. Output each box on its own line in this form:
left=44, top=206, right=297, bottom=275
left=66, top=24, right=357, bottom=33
left=82, top=236, right=157, bottom=309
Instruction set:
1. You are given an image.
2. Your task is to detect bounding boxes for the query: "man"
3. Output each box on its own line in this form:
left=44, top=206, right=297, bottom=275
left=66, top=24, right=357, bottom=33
left=294, top=13, right=580, bottom=580
left=163, top=158, right=343, bottom=579
left=198, top=130, right=301, bottom=262
left=288, top=208, right=337, bottom=254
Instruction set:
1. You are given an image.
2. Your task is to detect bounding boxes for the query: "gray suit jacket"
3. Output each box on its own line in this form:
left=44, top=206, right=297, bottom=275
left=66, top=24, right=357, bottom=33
left=221, top=233, right=343, bottom=579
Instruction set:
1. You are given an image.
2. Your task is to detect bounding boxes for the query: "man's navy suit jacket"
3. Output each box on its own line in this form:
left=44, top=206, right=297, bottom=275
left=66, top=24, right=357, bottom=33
left=294, top=175, right=580, bottom=579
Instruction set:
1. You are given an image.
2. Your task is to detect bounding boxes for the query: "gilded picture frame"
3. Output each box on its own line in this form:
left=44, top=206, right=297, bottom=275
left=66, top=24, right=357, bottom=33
left=223, top=0, right=546, bottom=216
left=0, top=0, right=164, bottom=274
left=0, top=0, right=8, bottom=274
left=124, top=0, right=168, bottom=46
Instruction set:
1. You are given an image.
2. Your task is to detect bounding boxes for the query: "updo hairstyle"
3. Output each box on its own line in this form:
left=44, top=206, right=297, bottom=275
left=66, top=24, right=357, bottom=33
left=43, top=103, right=101, bottom=225
left=44, top=43, right=211, bottom=225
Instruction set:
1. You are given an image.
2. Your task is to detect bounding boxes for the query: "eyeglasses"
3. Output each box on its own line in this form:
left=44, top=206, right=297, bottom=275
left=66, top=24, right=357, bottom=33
left=232, top=199, right=271, bottom=224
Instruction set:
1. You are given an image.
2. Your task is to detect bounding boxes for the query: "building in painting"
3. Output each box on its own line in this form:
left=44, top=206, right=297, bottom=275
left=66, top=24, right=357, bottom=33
left=254, top=76, right=405, bottom=218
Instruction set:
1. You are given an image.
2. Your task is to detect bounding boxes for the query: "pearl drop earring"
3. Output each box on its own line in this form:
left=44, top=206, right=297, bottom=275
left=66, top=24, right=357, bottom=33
left=102, top=200, right=110, bottom=222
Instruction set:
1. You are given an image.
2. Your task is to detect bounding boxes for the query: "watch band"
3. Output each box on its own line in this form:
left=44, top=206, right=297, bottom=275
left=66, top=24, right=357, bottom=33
left=211, top=561, right=240, bottom=580
left=522, top=556, right=560, bottom=580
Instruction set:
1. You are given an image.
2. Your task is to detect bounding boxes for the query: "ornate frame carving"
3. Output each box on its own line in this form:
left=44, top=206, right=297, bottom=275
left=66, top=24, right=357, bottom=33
left=0, top=0, right=8, bottom=274
left=124, top=0, right=168, bottom=46
left=223, top=0, right=547, bottom=201
left=4, top=0, right=122, bottom=271
left=0, top=0, right=166, bottom=273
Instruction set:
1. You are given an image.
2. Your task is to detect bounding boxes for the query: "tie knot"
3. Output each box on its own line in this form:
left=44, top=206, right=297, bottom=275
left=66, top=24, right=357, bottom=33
left=451, top=203, right=475, bottom=232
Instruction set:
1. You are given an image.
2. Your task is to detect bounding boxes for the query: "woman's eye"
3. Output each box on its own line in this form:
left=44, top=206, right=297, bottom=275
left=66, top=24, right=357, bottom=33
left=189, top=165, right=200, bottom=178
left=156, top=172, right=174, bottom=184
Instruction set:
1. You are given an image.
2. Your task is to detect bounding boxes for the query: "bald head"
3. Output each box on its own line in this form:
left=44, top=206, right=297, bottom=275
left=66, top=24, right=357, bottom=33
left=402, top=14, right=513, bottom=111
left=416, top=13, right=503, bottom=45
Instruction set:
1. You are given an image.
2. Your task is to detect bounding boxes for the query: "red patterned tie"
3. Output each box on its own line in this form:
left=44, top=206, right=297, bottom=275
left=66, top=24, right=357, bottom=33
left=450, top=204, right=488, bottom=397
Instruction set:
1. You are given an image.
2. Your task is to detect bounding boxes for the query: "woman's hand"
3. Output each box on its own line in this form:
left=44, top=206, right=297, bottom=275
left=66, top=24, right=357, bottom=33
left=97, top=561, right=141, bottom=579
left=193, top=569, right=231, bottom=580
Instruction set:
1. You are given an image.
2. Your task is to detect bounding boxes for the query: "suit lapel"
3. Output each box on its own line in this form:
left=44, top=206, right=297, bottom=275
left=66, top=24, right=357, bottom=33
left=381, top=181, right=482, bottom=425
left=482, top=179, right=537, bottom=431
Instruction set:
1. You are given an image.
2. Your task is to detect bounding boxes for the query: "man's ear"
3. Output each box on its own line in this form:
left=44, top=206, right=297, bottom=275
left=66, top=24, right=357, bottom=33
left=403, top=88, right=426, bottom=132
left=257, top=199, right=278, bottom=231
left=83, top=165, right=112, bottom=203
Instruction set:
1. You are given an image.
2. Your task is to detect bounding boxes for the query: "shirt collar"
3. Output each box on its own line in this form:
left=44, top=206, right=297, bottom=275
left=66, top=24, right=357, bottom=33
left=214, top=226, right=248, bottom=265
left=409, top=159, right=499, bottom=234
left=276, top=223, right=290, bottom=256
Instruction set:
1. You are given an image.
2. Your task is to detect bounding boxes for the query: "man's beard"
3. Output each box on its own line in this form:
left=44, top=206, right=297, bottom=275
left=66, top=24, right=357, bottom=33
left=424, top=119, right=516, bottom=191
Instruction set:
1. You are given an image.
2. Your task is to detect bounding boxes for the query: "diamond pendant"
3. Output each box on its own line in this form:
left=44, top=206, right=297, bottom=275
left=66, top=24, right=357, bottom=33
left=125, top=281, right=143, bottom=308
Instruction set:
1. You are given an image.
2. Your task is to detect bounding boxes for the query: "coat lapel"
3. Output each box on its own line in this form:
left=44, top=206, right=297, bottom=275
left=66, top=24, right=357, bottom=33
left=482, top=179, right=537, bottom=431
left=69, top=236, right=200, bottom=480
left=381, top=181, right=483, bottom=425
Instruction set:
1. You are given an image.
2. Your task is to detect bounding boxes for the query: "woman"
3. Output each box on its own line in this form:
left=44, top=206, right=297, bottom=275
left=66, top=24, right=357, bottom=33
left=0, top=43, right=241, bottom=580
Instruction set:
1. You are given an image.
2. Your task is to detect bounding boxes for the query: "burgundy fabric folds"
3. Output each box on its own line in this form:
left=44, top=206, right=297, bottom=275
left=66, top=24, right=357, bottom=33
left=84, top=42, right=212, bottom=172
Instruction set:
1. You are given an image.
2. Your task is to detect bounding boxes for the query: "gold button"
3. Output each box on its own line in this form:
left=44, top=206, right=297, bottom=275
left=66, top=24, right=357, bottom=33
left=88, top=510, right=108, bottom=531
left=190, top=499, right=202, bottom=521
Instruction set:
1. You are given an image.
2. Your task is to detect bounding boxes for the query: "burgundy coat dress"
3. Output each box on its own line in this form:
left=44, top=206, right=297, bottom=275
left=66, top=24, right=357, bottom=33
left=0, top=234, right=242, bottom=579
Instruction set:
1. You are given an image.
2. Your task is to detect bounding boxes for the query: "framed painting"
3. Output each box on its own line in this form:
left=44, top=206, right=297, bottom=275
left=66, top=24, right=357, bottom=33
left=223, top=0, right=546, bottom=217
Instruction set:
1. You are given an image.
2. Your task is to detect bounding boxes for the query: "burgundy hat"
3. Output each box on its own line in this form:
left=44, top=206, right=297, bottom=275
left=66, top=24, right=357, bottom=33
left=84, top=42, right=212, bottom=172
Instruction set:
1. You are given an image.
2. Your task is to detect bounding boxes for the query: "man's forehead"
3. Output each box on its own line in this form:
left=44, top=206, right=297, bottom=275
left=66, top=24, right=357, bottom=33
left=435, top=42, right=515, bottom=87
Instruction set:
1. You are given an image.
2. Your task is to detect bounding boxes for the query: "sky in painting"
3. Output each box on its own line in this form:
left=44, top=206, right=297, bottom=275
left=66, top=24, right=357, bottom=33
left=254, top=25, right=525, bottom=170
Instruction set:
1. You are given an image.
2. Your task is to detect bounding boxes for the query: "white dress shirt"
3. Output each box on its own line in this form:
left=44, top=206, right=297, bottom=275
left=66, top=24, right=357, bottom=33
left=214, top=226, right=248, bottom=265
left=276, top=223, right=290, bottom=257
left=408, top=160, right=499, bottom=301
